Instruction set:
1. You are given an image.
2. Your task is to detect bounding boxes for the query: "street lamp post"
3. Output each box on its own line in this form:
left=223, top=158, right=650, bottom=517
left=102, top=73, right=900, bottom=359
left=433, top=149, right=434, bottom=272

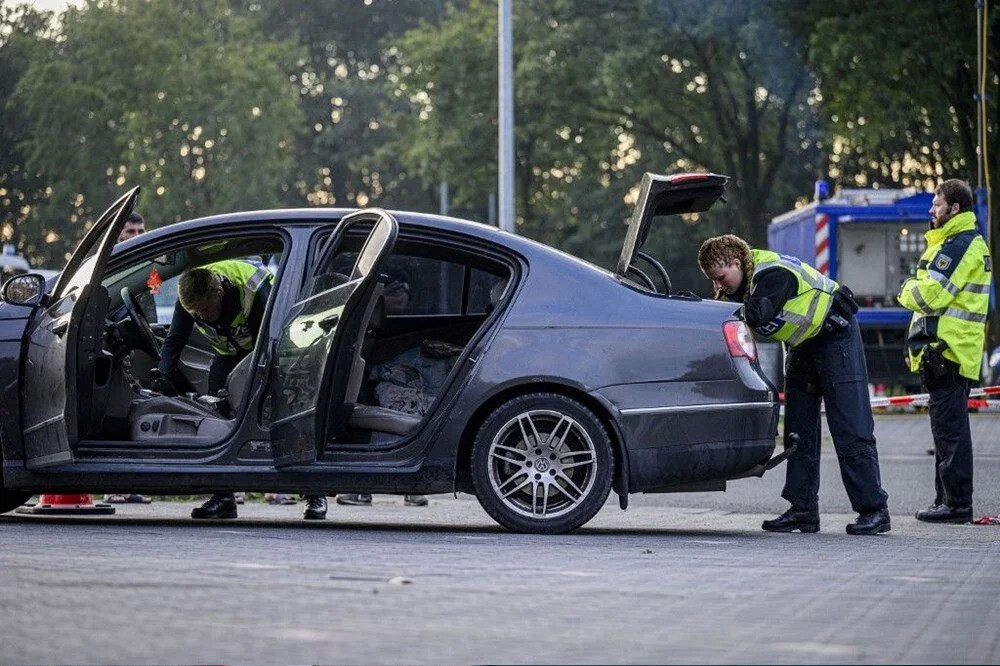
left=498, top=0, right=515, bottom=233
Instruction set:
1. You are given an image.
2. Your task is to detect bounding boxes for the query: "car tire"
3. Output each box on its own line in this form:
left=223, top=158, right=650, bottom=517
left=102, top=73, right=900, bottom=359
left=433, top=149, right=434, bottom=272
left=471, top=392, right=614, bottom=534
left=0, top=491, right=32, bottom=515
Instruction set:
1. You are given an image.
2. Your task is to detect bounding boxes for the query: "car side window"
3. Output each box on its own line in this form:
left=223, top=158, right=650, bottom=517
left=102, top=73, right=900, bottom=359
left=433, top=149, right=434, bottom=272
left=152, top=275, right=180, bottom=325
left=385, top=257, right=464, bottom=316
left=468, top=268, right=508, bottom=315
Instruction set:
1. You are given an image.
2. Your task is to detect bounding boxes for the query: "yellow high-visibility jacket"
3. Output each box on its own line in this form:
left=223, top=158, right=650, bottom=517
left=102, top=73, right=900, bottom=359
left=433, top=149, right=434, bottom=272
left=897, top=211, right=991, bottom=380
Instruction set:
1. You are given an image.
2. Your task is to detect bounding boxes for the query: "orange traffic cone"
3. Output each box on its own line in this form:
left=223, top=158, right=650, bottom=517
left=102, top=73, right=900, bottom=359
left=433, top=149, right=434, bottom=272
left=17, top=494, right=115, bottom=515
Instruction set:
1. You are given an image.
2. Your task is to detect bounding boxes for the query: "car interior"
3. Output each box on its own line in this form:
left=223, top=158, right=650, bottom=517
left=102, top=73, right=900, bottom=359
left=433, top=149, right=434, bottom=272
left=87, top=228, right=511, bottom=452
left=316, top=233, right=510, bottom=450
left=93, top=234, right=286, bottom=445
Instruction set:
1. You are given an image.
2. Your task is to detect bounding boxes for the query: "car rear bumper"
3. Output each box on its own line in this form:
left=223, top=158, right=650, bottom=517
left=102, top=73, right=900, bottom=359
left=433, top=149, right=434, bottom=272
left=609, top=399, right=779, bottom=493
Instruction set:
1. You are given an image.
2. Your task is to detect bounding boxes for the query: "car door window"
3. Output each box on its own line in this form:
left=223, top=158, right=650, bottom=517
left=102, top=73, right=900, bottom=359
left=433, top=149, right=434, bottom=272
left=382, top=257, right=464, bottom=316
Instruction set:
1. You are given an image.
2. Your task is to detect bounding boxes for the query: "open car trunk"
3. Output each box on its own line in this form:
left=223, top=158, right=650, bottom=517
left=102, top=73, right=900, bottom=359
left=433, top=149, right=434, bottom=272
left=616, top=172, right=729, bottom=289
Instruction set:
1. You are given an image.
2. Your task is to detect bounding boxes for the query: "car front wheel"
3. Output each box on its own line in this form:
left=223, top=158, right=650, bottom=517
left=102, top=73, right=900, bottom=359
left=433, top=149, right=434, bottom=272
left=471, top=393, right=614, bottom=534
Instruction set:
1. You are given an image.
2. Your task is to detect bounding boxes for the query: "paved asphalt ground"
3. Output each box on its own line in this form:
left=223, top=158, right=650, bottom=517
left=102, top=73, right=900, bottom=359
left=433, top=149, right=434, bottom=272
left=2, top=414, right=999, bottom=664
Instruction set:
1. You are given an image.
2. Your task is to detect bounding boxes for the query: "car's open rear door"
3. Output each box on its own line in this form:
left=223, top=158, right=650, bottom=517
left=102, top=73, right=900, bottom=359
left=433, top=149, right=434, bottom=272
left=269, top=209, right=397, bottom=467
left=616, top=172, right=729, bottom=281
left=20, top=188, right=139, bottom=468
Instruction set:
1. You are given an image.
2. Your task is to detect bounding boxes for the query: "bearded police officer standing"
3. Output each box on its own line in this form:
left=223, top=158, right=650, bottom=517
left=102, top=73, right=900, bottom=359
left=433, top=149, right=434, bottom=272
left=698, top=235, right=890, bottom=535
left=898, top=179, right=991, bottom=523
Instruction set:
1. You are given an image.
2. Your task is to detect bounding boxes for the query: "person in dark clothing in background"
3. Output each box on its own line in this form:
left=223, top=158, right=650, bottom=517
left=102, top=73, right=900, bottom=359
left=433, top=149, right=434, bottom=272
left=158, top=259, right=328, bottom=521
left=698, top=234, right=890, bottom=535
left=105, top=211, right=154, bottom=504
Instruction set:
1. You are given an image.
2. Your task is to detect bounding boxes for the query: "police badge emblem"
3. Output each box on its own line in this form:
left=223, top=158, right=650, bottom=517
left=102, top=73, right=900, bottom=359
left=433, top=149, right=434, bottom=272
left=934, top=254, right=952, bottom=271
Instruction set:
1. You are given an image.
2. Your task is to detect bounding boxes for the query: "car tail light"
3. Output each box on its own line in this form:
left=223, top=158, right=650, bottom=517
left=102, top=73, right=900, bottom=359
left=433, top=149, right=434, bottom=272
left=723, top=320, right=757, bottom=362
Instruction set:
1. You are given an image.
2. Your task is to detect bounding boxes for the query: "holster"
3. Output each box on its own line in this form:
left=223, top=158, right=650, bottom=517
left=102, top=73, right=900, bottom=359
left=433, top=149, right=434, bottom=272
left=821, top=285, right=858, bottom=334
left=921, top=343, right=958, bottom=387
left=833, top=285, right=859, bottom=316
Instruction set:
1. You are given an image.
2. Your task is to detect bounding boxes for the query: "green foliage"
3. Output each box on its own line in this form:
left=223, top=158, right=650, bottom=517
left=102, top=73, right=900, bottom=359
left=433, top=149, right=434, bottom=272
left=10, top=0, right=304, bottom=266
left=0, top=0, right=993, bottom=303
left=386, top=0, right=823, bottom=291
left=229, top=0, right=443, bottom=212
left=0, top=3, right=54, bottom=257
left=802, top=2, right=997, bottom=189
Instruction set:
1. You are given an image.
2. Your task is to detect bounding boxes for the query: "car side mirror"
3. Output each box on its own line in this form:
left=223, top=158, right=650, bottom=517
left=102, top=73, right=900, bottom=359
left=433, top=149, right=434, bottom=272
left=2, top=273, right=47, bottom=307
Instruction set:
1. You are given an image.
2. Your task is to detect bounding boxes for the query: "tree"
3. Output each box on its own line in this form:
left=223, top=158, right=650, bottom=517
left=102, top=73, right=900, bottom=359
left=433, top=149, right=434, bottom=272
left=390, top=0, right=647, bottom=268
left=230, top=0, right=444, bottom=213
left=387, top=0, right=823, bottom=292
left=12, top=0, right=304, bottom=266
left=0, top=3, right=54, bottom=259
left=796, top=0, right=998, bottom=341
left=583, top=0, right=825, bottom=247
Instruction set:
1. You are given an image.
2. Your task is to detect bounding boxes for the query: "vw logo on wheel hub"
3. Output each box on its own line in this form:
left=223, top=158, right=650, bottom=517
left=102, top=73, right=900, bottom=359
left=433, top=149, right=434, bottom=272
left=534, top=458, right=550, bottom=472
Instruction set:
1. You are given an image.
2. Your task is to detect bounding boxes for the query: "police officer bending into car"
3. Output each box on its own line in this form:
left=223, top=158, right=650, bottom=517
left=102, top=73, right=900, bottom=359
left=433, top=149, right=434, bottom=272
left=698, top=235, right=890, bottom=535
left=898, top=179, right=991, bottom=524
left=157, top=259, right=328, bottom=521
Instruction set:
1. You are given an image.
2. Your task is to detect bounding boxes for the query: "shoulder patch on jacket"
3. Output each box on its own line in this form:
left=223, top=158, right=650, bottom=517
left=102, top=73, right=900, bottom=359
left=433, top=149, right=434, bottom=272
left=986, top=255, right=993, bottom=272
left=933, top=230, right=978, bottom=279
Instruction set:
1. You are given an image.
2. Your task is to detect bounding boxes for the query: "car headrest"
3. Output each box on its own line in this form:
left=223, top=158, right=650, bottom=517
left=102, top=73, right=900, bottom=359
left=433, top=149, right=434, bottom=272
left=224, top=354, right=255, bottom=408
left=489, top=278, right=509, bottom=306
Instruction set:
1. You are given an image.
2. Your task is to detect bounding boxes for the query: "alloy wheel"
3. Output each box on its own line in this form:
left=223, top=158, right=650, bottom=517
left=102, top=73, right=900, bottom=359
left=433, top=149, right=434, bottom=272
left=486, top=409, right=598, bottom=519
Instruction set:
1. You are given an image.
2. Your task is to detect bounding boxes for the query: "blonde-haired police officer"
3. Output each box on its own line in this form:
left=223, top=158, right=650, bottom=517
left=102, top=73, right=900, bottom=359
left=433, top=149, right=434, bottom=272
left=699, top=235, right=890, bottom=535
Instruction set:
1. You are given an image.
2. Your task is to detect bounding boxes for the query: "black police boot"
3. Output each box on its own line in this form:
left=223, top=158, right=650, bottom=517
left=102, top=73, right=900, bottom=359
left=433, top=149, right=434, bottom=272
left=846, top=508, right=891, bottom=535
left=191, top=493, right=237, bottom=519
left=303, top=495, right=328, bottom=520
left=761, top=508, right=820, bottom=533
left=915, top=503, right=972, bottom=523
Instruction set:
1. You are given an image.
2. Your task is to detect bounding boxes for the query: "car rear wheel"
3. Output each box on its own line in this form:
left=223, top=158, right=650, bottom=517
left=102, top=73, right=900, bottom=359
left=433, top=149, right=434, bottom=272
left=471, top=393, right=614, bottom=534
left=0, top=491, right=32, bottom=515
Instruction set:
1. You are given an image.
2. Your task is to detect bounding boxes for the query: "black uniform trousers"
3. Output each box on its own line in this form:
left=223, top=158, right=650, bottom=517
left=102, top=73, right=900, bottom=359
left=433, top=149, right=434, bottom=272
left=781, top=315, right=889, bottom=514
left=923, top=368, right=974, bottom=508
left=208, top=353, right=244, bottom=394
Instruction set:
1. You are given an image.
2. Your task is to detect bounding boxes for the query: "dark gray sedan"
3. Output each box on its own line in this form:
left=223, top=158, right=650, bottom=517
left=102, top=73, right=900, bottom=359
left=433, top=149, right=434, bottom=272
left=0, top=172, right=781, bottom=533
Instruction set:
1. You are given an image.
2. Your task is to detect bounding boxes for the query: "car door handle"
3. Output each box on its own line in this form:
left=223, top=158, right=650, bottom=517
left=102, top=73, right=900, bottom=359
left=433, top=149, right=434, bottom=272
left=318, top=314, right=340, bottom=332
left=52, top=321, right=69, bottom=337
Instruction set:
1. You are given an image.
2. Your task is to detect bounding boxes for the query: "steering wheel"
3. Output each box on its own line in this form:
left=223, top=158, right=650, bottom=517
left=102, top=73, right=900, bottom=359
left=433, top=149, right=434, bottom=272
left=120, top=287, right=161, bottom=361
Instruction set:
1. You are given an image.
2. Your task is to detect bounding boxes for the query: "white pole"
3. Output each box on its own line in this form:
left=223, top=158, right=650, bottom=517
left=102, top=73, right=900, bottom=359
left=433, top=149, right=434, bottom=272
left=439, top=181, right=449, bottom=216
left=498, top=0, right=515, bottom=233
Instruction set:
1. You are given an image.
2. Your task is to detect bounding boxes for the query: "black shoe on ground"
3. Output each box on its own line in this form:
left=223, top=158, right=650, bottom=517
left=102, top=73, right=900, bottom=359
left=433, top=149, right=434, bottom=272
left=915, top=503, right=972, bottom=523
left=303, top=495, right=328, bottom=520
left=846, top=508, right=891, bottom=535
left=762, top=508, right=820, bottom=533
left=336, top=493, right=372, bottom=506
left=191, top=493, right=237, bottom=519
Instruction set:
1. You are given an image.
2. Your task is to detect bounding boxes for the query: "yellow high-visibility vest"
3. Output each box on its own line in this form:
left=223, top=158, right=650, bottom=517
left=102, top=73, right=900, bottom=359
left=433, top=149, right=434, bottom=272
left=749, top=249, right=839, bottom=347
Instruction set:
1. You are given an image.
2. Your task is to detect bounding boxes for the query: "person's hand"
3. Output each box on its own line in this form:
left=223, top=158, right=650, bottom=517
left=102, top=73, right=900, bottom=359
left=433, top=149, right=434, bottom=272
left=151, top=375, right=178, bottom=396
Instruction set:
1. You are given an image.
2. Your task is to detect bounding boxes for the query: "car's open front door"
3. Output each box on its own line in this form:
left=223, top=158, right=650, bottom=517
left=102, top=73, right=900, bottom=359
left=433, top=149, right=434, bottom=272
left=21, top=187, right=139, bottom=468
left=269, top=208, right=398, bottom=467
left=616, top=172, right=729, bottom=286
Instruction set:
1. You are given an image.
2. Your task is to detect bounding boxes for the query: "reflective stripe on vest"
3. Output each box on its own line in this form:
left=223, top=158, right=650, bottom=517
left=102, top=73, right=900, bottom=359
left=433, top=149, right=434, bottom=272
left=750, top=249, right=839, bottom=346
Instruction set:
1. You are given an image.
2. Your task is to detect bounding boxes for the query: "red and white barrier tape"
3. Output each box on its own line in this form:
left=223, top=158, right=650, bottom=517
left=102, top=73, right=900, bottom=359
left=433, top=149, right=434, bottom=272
left=778, top=385, right=1000, bottom=411
left=869, top=385, right=1000, bottom=409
